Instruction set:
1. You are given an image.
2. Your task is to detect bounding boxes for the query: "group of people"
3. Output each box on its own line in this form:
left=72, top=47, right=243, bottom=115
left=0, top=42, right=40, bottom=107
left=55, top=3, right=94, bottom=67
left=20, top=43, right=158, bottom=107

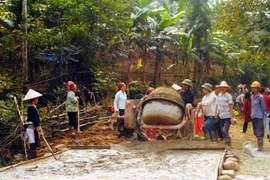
left=232, top=84, right=249, bottom=115
left=196, top=80, right=268, bottom=151
left=22, top=78, right=269, bottom=160
left=22, top=81, right=79, bottom=159
left=113, top=79, right=269, bottom=151
left=196, top=80, right=234, bottom=146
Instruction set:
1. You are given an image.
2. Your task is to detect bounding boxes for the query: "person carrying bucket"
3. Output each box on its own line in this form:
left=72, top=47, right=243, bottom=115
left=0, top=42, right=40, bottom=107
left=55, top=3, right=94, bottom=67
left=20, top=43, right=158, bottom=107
left=196, top=83, right=217, bottom=141
left=23, top=89, right=44, bottom=159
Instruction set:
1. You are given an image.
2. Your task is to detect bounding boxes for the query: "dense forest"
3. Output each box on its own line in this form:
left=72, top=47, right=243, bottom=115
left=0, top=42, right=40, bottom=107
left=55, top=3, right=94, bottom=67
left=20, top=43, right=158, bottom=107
left=0, top=0, right=269, bottom=165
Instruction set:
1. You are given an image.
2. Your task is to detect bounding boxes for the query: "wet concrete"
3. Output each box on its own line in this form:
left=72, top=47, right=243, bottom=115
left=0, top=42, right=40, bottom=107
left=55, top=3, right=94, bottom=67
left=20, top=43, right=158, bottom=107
left=0, top=141, right=224, bottom=180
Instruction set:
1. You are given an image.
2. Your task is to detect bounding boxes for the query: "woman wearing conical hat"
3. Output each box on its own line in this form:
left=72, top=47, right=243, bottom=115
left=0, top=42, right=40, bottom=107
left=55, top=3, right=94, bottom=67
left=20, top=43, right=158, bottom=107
left=23, top=89, right=44, bottom=159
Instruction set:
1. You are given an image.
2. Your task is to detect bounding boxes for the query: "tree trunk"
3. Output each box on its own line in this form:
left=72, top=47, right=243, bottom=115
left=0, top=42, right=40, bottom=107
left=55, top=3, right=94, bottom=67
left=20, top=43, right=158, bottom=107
left=22, top=0, right=28, bottom=81
left=154, top=48, right=161, bottom=86
left=185, top=54, right=190, bottom=78
left=142, top=44, right=147, bottom=85
left=204, top=51, right=210, bottom=76
left=192, top=61, right=198, bottom=83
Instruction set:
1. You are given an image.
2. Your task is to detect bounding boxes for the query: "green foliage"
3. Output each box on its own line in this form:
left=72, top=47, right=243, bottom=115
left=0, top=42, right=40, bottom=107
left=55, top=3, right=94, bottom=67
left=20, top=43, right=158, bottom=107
left=0, top=100, right=16, bottom=125
left=91, top=70, right=119, bottom=105
left=0, top=74, right=13, bottom=93
left=52, top=86, right=67, bottom=102
left=0, top=17, right=14, bottom=28
left=214, top=0, right=270, bottom=85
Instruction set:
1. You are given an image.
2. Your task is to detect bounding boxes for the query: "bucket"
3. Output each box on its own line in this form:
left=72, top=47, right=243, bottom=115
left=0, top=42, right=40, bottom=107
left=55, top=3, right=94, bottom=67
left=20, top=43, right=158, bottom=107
left=195, top=116, right=204, bottom=134
left=145, top=128, right=157, bottom=139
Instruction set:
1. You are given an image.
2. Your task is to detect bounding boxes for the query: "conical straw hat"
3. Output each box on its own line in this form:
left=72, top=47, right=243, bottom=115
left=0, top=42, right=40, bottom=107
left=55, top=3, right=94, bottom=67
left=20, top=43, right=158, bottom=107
left=23, top=89, right=42, bottom=101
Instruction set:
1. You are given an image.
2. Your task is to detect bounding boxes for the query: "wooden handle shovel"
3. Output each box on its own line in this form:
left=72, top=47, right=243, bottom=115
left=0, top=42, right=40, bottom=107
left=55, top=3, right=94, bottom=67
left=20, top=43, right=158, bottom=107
left=77, top=100, right=81, bottom=133
left=42, top=136, right=57, bottom=160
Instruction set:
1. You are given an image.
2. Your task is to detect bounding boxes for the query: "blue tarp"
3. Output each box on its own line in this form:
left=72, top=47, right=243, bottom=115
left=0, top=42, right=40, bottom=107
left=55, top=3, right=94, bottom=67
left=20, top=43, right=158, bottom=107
left=39, top=52, right=60, bottom=62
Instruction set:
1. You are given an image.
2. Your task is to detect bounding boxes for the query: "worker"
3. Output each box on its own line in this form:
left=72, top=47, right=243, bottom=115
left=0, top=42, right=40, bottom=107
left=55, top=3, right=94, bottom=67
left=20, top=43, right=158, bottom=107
left=167, top=79, right=194, bottom=138
left=112, top=82, right=127, bottom=136
left=197, top=83, right=217, bottom=141
left=66, top=81, right=79, bottom=136
left=251, top=81, right=266, bottom=151
left=180, top=79, right=195, bottom=106
left=114, top=82, right=127, bottom=116
left=23, top=89, right=44, bottom=159
left=212, top=85, right=223, bottom=141
left=216, top=81, right=234, bottom=145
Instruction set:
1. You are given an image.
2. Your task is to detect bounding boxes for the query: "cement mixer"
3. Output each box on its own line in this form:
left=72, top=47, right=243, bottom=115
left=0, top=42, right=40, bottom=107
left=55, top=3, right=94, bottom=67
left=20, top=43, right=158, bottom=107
left=121, top=86, right=196, bottom=141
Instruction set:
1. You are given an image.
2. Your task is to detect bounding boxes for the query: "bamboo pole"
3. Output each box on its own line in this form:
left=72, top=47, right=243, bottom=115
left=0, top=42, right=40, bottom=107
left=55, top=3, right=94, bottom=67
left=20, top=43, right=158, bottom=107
left=12, top=96, right=28, bottom=159
left=77, top=100, right=81, bottom=133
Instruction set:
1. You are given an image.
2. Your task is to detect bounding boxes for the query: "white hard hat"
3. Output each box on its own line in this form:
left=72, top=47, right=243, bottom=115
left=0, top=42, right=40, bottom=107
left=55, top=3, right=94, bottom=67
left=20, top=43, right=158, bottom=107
left=23, top=89, right=42, bottom=101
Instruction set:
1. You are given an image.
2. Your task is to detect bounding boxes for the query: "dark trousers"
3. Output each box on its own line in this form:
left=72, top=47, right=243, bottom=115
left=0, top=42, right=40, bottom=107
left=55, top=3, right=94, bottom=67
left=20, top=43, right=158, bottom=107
left=220, top=118, right=231, bottom=138
left=113, top=109, right=125, bottom=127
left=217, top=117, right=223, bottom=138
left=252, top=118, right=264, bottom=137
left=119, top=109, right=125, bottom=116
left=202, top=116, right=215, bottom=139
left=242, top=122, right=249, bottom=132
left=68, top=112, right=78, bottom=130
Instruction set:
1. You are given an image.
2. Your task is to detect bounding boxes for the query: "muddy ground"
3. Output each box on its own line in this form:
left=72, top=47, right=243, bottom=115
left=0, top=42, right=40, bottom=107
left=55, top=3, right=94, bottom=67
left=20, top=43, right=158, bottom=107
left=42, top=114, right=270, bottom=179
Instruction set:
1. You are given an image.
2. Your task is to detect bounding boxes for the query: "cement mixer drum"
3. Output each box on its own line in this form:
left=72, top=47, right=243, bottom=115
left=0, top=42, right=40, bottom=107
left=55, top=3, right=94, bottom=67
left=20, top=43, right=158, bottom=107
left=140, top=86, right=185, bottom=125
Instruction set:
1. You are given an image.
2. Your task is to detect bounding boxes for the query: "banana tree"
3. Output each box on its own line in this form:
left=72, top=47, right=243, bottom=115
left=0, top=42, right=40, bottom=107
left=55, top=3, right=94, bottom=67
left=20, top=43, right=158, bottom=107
left=132, top=0, right=186, bottom=85
left=185, top=0, right=213, bottom=84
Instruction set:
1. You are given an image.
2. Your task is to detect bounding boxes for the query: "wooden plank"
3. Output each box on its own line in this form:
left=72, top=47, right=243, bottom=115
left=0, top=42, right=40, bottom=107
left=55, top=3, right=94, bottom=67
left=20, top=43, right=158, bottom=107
left=112, top=140, right=226, bottom=152
left=0, top=151, right=65, bottom=173
left=68, top=145, right=110, bottom=149
left=216, top=149, right=227, bottom=179
left=169, top=147, right=226, bottom=151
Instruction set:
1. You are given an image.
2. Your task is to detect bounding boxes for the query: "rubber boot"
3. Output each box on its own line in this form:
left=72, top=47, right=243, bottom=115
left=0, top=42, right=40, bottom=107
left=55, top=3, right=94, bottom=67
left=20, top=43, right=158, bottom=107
left=211, top=130, right=218, bottom=142
left=257, top=138, right=263, bottom=151
left=28, top=150, right=37, bottom=159
left=204, top=133, right=210, bottom=141
left=224, top=137, right=231, bottom=146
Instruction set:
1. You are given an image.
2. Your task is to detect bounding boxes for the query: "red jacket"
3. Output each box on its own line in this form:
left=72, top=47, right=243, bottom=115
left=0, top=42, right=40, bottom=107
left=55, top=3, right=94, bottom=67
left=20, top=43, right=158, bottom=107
left=243, top=98, right=252, bottom=123
left=262, top=94, right=270, bottom=112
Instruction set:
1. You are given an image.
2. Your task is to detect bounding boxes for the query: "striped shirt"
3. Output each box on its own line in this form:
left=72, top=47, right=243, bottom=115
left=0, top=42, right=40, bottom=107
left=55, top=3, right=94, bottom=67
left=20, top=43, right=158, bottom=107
left=217, top=92, right=233, bottom=119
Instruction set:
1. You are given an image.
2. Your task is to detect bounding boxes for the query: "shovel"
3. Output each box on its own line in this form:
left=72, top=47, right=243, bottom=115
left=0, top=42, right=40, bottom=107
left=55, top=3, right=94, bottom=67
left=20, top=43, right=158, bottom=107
left=42, top=136, right=57, bottom=160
